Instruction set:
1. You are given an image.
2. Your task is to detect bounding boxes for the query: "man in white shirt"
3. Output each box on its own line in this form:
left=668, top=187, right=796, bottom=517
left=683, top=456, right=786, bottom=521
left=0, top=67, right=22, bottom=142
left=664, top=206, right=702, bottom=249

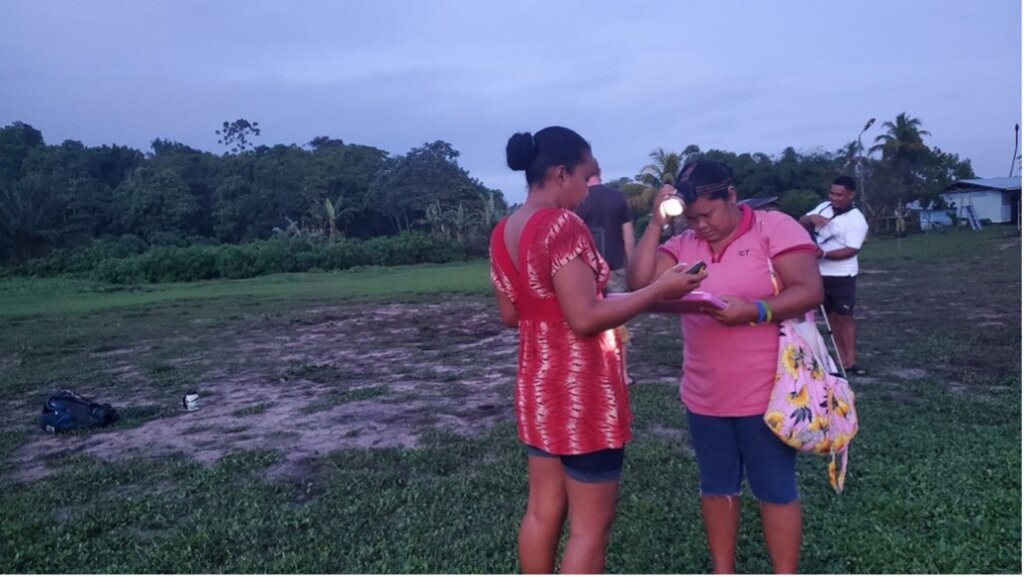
left=799, top=176, right=869, bottom=376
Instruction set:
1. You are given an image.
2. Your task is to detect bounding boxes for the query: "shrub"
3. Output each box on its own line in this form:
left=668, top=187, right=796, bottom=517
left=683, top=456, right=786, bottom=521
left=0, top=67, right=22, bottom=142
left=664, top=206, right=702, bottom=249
left=71, top=233, right=466, bottom=284
left=17, top=235, right=149, bottom=277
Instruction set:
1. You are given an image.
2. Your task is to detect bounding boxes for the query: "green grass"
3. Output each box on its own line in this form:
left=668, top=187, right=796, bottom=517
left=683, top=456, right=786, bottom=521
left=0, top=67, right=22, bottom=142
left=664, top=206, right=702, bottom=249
left=0, top=260, right=492, bottom=317
left=0, top=227, right=1020, bottom=573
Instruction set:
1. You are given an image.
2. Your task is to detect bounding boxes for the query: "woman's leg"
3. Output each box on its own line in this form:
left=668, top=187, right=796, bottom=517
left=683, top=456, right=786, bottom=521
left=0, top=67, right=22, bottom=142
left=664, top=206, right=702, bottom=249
left=737, top=416, right=802, bottom=574
left=687, top=412, right=744, bottom=573
left=561, top=477, right=620, bottom=573
left=519, top=453, right=568, bottom=574
left=701, top=495, right=741, bottom=573
left=760, top=501, right=802, bottom=574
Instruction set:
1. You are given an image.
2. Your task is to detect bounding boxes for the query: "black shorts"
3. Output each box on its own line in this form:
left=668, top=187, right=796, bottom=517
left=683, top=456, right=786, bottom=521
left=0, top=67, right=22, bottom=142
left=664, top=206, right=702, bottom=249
left=822, top=275, right=856, bottom=315
left=526, top=445, right=625, bottom=483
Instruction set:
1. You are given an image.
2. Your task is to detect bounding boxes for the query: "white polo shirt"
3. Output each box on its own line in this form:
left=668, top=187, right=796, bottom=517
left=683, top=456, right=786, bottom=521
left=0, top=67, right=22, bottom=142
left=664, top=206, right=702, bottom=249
left=806, top=202, right=869, bottom=277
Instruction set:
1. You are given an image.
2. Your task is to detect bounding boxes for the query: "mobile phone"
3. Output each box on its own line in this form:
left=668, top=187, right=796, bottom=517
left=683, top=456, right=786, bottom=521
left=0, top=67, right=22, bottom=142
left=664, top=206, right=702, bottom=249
left=686, top=260, right=707, bottom=275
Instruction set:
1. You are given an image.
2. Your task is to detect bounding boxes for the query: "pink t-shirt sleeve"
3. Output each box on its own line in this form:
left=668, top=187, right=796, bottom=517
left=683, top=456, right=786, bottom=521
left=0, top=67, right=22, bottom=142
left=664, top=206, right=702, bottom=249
left=762, top=212, right=817, bottom=258
left=657, top=231, right=692, bottom=263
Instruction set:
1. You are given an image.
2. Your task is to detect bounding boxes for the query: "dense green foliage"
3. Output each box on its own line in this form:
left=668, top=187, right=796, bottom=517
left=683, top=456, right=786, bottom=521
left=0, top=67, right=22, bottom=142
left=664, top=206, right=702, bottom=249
left=14, top=233, right=464, bottom=284
left=1, top=113, right=977, bottom=277
left=0, top=121, right=505, bottom=266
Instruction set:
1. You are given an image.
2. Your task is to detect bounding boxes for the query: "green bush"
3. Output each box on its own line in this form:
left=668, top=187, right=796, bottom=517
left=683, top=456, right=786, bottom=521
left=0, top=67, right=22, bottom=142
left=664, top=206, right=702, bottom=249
left=18, top=235, right=148, bottom=277
left=80, top=233, right=466, bottom=284
left=779, top=189, right=822, bottom=219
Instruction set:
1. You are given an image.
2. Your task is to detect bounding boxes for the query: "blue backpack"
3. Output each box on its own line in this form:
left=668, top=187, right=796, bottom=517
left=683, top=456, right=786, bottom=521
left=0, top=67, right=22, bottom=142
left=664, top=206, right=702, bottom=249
left=39, top=390, right=118, bottom=434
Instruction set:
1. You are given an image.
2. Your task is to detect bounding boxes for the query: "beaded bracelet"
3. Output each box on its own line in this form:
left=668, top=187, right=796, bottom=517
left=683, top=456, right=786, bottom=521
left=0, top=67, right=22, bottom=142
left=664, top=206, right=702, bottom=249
left=750, top=300, right=773, bottom=326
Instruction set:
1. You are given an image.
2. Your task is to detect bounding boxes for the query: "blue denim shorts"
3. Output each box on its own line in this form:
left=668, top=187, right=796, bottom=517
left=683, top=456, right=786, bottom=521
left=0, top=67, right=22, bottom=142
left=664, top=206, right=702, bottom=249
left=526, top=445, right=625, bottom=484
left=686, top=411, right=799, bottom=504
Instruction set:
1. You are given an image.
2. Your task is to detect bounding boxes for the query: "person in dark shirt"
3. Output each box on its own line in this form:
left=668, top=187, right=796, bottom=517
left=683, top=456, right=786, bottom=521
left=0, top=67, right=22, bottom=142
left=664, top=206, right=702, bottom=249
left=576, top=164, right=637, bottom=385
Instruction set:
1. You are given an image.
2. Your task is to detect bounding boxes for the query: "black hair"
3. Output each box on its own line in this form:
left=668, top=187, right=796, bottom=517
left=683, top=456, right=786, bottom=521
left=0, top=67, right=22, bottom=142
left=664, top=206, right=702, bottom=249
left=674, top=160, right=735, bottom=203
left=832, top=175, right=856, bottom=192
left=506, top=126, right=591, bottom=187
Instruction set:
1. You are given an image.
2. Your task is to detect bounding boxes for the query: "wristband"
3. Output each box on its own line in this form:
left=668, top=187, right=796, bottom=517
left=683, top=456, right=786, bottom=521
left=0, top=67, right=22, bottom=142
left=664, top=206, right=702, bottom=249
left=750, top=300, right=767, bottom=325
left=763, top=301, right=773, bottom=323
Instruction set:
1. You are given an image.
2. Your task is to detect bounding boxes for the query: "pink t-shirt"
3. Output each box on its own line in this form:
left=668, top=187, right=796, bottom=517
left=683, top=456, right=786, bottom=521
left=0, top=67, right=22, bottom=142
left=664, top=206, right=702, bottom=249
left=658, top=206, right=816, bottom=417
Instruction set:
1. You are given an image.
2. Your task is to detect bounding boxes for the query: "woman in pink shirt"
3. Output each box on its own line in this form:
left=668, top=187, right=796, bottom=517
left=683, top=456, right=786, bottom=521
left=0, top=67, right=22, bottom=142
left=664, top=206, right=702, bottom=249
left=627, top=160, right=822, bottom=573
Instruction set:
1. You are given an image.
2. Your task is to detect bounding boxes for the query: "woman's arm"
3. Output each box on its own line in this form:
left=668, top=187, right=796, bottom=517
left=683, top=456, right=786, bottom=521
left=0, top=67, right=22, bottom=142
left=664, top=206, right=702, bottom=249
left=554, top=257, right=706, bottom=336
left=627, top=185, right=679, bottom=290
left=493, top=287, right=518, bottom=327
left=767, top=250, right=824, bottom=320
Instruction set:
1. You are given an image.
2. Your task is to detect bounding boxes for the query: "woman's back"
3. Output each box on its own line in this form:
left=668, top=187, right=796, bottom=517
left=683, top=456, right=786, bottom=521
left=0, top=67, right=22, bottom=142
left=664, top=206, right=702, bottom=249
left=490, top=208, right=631, bottom=454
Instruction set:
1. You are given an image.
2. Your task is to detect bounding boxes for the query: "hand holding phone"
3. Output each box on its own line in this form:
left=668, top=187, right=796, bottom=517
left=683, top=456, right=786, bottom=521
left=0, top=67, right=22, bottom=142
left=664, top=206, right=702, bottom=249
left=685, top=260, right=707, bottom=275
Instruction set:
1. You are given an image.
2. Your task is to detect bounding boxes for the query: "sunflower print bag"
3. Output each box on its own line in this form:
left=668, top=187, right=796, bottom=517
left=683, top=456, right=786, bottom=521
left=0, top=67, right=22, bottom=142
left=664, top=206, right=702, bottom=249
left=764, top=316, right=859, bottom=493
left=753, top=214, right=859, bottom=493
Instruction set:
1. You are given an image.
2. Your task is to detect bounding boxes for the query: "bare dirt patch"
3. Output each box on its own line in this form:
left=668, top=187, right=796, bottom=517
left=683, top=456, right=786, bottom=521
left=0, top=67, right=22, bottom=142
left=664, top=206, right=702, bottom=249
left=9, top=298, right=521, bottom=482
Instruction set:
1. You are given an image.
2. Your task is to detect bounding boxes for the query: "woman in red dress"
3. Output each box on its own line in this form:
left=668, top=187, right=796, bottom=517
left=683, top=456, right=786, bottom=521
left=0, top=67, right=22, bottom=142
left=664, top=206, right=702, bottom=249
left=490, top=126, right=707, bottom=573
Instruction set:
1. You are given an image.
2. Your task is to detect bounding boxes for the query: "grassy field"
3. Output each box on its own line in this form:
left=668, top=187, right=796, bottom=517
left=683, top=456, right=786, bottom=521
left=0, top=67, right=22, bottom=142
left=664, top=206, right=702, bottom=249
left=0, top=227, right=1020, bottom=573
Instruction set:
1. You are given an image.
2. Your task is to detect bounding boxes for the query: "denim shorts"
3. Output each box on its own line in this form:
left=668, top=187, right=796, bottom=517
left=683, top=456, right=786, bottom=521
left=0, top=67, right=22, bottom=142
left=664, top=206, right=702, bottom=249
left=686, top=411, right=799, bottom=504
left=526, top=445, right=625, bottom=484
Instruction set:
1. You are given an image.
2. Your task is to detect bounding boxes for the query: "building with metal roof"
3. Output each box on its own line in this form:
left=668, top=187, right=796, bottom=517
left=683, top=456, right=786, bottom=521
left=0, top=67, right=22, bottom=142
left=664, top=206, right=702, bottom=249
left=911, top=177, right=1021, bottom=230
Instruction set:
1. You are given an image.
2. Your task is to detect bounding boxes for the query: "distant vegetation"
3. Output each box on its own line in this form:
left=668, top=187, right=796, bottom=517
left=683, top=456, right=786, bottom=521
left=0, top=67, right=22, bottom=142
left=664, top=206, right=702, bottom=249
left=0, top=113, right=974, bottom=282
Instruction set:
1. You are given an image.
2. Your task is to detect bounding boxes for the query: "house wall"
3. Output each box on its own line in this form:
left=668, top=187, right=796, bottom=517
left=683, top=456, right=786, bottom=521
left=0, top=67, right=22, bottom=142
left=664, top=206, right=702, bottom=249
left=918, top=209, right=953, bottom=231
left=940, top=191, right=1010, bottom=223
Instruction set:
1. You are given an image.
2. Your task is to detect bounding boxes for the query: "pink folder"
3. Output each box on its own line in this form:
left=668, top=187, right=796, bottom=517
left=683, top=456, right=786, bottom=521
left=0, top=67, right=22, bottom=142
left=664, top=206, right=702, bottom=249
left=606, top=290, right=727, bottom=314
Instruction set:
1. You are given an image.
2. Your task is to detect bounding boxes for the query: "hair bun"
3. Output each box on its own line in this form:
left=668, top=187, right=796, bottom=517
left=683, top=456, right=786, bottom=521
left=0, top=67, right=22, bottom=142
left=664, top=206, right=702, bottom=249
left=506, top=132, right=536, bottom=171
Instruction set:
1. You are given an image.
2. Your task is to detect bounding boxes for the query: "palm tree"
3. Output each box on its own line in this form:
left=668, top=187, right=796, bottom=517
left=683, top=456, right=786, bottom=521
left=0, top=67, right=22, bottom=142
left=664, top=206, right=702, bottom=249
left=423, top=201, right=448, bottom=239
left=318, top=195, right=358, bottom=241
left=869, top=113, right=931, bottom=164
left=636, top=148, right=684, bottom=189
left=838, top=140, right=859, bottom=172
left=868, top=113, right=932, bottom=226
left=477, top=190, right=505, bottom=233
left=446, top=203, right=477, bottom=244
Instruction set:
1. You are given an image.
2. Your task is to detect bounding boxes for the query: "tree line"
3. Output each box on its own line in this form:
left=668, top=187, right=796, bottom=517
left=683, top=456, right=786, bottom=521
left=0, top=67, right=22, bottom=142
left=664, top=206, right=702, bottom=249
left=0, top=113, right=974, bottom=271
left=0, top=119, right=506, bottom=265
left=611, top=113, right=974, bottom=235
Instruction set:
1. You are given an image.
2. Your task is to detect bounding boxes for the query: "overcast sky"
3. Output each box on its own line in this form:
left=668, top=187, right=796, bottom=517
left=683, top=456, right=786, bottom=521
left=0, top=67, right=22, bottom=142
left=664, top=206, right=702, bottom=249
left=2, top=0, right=1020, bottom=204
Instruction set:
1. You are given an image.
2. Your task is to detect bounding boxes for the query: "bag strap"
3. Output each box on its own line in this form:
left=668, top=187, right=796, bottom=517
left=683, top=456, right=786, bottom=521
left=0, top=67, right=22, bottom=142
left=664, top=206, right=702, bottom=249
left=751, top=214, right=781, bottom=296
left=756, top=215, right=850, bottom=494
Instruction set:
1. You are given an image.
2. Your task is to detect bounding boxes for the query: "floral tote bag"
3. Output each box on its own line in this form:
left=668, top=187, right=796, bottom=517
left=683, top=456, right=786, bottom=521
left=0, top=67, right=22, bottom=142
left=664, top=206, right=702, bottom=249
left=756, top=215, right=860, bottom=493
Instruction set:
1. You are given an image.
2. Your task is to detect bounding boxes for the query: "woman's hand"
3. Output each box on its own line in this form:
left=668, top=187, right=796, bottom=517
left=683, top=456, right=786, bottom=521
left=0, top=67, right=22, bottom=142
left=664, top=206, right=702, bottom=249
left=650, top=184, right=679, bottom=229
left=652, top=262, right=707, bottom=300
left=704, top=295, right=760, bottom=326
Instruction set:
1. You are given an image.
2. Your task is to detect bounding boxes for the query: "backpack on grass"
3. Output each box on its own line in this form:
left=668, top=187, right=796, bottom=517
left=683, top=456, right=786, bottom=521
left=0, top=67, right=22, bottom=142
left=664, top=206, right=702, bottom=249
left=39, top=389, right=118, bottom=434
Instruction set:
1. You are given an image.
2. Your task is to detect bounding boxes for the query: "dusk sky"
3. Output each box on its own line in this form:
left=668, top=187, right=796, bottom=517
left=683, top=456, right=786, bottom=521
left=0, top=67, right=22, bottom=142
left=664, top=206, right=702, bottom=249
left=2, top=0, right=1020, bottom=204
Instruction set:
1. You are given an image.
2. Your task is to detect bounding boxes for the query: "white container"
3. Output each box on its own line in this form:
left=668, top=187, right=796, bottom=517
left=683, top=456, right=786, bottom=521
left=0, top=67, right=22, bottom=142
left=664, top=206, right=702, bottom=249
left=182, top=391, right=200, bottom=412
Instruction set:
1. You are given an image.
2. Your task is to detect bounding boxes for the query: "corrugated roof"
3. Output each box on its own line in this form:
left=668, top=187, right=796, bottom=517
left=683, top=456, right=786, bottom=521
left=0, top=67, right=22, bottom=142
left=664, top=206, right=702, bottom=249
left=947, top=177, right=1021, bottom=192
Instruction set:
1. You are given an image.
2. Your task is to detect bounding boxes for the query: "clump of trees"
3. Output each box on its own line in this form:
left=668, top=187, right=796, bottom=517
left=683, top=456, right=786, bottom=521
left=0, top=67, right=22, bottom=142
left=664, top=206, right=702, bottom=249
left=614, top=113, right=974, bottom=233
left=1, top=113, right=977, bottom=281
left=0, top=120, right=508, bottom=267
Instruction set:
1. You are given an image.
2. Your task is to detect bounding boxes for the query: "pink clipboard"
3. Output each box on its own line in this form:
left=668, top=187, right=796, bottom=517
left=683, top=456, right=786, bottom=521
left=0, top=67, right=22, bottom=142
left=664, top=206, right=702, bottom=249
left=606, top=291, right=727, bottom=315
